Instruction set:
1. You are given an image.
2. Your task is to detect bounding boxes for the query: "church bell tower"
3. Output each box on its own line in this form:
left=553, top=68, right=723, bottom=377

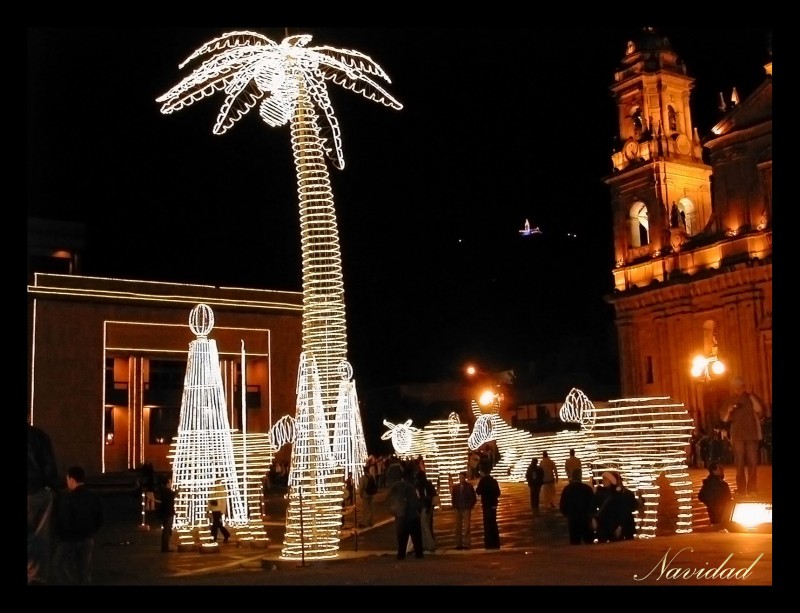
left=606, top=27, right=713, bottom=286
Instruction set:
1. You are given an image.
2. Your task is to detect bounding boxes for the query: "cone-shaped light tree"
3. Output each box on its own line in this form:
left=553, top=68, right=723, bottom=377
left=157, top=30, right=402, bottom=559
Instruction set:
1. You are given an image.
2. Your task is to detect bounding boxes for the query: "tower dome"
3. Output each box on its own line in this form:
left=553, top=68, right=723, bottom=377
left=617, top=26, right=687, bottom=78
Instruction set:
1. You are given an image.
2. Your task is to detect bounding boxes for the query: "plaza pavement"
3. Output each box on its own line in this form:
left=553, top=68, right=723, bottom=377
left=53, top=466, right=773, bottom=587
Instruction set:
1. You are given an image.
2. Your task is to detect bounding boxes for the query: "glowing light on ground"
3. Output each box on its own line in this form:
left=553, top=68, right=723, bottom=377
left=730, top=501, right=772, bottom=530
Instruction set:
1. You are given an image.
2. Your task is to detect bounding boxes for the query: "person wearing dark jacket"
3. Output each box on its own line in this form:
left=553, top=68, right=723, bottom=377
left=593, top=471, right=638, bottom=542
left=157, top=476, right=178, bottom=552
left=525, top=458, right=545, bottom=515
left=559, top=468, right=595, bottom=544
left=451, top=471, right=477, bottom=549
left=475, top=467, right=501, bottom=549
left=698, top=462, right=733, bottom=527
left=53, top=466, right=104, bottom=584
left=415, top=470, right=438, bottom=552
left=387, top=465, right=424, bottom=560
left=27, top=424, right=59, bottom=585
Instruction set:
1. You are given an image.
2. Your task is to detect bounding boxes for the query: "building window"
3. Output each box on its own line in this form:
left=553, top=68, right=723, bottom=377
left=149, top=406, right=180, bottom=445
left=628, top=201, right=650, bottom=248
left=702, top=320, right=719, bottom=358
left=631, top=105, right=644, bottom=137
left=645, top=356, right=654, bottom=384
left=668, top=105, right=677, bottom=133
left=149, top=360, right=185, bottom=391
left=105, top=407, right=115, bottom=445
left=676, top=197, right=698, bottom=236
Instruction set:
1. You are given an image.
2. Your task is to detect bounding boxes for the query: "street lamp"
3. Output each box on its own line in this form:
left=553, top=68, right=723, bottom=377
left=690, top=338, right=726, bottom=434
left=690, top=353, right=726, bottom=381
left=465, top=364, right=503, bottom=411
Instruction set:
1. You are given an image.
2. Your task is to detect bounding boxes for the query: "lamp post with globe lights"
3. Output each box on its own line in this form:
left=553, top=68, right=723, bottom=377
left=690, top=341, right=726, bottom=434
left=465, top=364, right=506, bottom=413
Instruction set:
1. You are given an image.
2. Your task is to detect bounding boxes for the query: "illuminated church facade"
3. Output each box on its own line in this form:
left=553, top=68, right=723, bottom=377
left=604, top=28, right=772, bottom=433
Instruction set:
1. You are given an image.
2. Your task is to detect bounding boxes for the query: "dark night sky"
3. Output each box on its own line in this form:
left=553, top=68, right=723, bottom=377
left=27, top=27, right=772, bottom=394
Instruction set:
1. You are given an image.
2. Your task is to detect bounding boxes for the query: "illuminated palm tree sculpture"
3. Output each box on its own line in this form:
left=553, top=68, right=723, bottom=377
left=157, top=30, right=402, bottom=559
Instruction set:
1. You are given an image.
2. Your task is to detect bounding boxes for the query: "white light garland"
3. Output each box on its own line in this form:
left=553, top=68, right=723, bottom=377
left=159, top=31, right=401, bottom=559
left=170, top=305, right=247, bottom=533
left=387, top=388, right=694, bottom=538
left=281, top=352, right=341, bottom=560
left=331, top=361, right=369, bottom=483
left=381, top=419, right=420, bottom=456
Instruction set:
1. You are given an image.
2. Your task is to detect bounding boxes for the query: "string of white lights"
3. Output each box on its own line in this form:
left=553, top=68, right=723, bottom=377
left=281, top=352, right=341, bottom=560
left=386, top=388, right=694, bottom=538
left=159, top=31, right=402, bottom=559
left=331, top=361, right=369, bottom=483
left=170, top=305, right=247, bottom=532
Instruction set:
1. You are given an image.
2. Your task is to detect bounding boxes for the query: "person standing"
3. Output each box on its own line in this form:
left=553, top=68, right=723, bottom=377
left=698, top=462, right=733, bottom=528
left=539, top=451, right=559, bottom=509
left=593, top=471, right=638, bottom=542
left=475, top=467, right=501, bottom=549
left=27, top=424, right=59, bottom=585
left=208, top=478, right=231, bottom=544
left=721, top=376, right=764, bottom=496
left=52, top=466, right=104, bottom=584
left=451, top=471, right=477, bottom=549
left=468, top=451, right=480, bottom=479
left=415, top=470, right=438, bottom=552
left=387, top=465, right=424, bottom=560
left=157, top=476, right=177, bottom=552
left=358, top=463, right=377, bottom=527
left=559, top=468, right=595, bottom=544
left=564, top=449, right=582, bottom=483
left=525, top=457, right=544, bottom=515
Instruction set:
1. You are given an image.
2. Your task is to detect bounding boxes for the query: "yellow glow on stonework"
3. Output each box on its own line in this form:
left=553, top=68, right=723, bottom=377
left=158, top=31, right=401, bottom=560
left=170, top=305, right=247, bottom=535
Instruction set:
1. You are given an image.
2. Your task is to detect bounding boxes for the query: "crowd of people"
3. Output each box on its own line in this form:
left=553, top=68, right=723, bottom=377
left=27, top=375, right=767, bottom=580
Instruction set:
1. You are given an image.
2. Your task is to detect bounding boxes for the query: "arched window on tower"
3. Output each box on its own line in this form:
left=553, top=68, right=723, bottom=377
left=702, top=320, right=720, bottom=360
left=628, top=201, right=650, bottom=248
left=668, top=105, right=678, bottom=133
left=631, top=105, right=644, bottom=138
left=676, top=197, right=698, bottom=236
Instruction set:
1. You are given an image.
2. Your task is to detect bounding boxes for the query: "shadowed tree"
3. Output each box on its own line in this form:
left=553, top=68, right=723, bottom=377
left=157, top=30, right=402, bottom=560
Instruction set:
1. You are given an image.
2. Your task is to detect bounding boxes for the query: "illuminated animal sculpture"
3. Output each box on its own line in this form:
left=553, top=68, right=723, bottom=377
left=467, top=389, right=694, bottom=538
left=381, top=414, right=471, bottom=509
left=391, top=389, right=694, bottom=538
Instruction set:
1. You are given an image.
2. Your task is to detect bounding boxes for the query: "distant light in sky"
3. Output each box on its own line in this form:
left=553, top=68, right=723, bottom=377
left=519, top=219, right=542, bottom=236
